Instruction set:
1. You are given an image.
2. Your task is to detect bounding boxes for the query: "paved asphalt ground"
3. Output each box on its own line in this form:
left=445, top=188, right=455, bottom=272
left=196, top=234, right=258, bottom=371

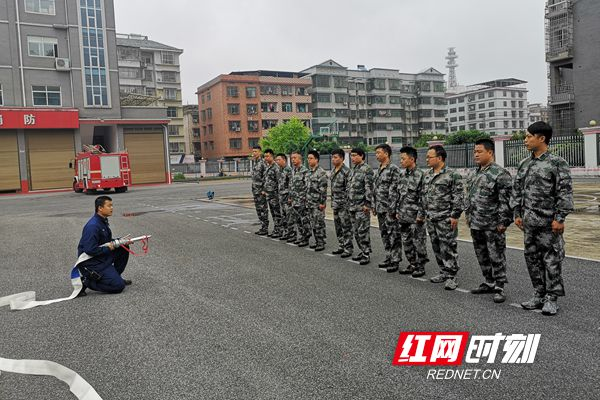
left=1, top=180, right=599, bottom=399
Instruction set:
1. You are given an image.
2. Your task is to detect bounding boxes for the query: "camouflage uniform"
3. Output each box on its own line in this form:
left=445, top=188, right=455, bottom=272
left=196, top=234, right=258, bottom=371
left=251, top=158, right=268, bottom=231
left=423, top=166, right=464, bottom=277
left=330, top=165, right=353, bottom=252
left=347, top=162, right=374, bottom=256
left=289, top=165, right=311, bottom=241
left=510, top=152, right=573, bottom=298
left=263, top=162, right=282, bottom=234
left=278, top=164, right=293, bottom=238
left=373, top=162, right=401, bottom=264
left=307, top=165, right=328, bottom=246
left=396, top=167, right=429, bottom=271
left=465, top=162, right=513, bottom=288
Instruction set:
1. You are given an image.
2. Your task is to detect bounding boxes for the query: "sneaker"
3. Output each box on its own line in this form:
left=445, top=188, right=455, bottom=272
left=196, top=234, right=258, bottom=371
left=521, top=296, right=544, bottom=310
left=287, top=236, right=298, bottom=243
left=314, top=244, right=325, bottom=252
left=76, top=286, right=87, bottom=298
left=351, top=253, right=364, bottom=261
left=541, top=295, right=559, bottom=316
left=398, top=265, right=415, bottom=275
left=411, top=269, right=426, bottom=278
left=340, top=251, right=353, bottom=258
left=493, top=288, right=507, bottom=303
left=444, top=277, right=458, bottom=290
left=471, top=283, right=496, bottom=294
left=378, top=258, right=391, bottom=268
left=297, top=241, right=309, bottom=248
left=255, top=229, right=268, bottom=236
left=386, top=264, right=399, bottom=273
left=332, top=248, right=345, bottom=255
left=271, top=233, right=281, bottom=239
left=123, top=279, right=132, bottom=286
left=279, top=235, right=290, bottom=241
left=309, top=243, right=317, bottom=249
left=430, top=273, right=449, bottom=283
left=359, top=254, right=371, bottom=265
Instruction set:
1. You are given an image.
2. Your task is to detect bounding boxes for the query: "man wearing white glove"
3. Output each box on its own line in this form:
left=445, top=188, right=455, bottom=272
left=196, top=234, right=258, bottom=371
left=76, top=196, right=132, bottom=295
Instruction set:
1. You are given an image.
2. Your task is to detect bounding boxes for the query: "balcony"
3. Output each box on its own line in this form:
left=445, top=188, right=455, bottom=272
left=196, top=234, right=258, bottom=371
left=549, top=84, right=574, bottom=105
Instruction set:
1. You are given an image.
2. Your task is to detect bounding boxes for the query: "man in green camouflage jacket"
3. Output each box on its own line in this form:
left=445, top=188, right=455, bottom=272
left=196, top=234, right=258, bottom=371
left=466, top=139, right=513, bottom=303
left=262, top=149, right=283, bottom=238
left=251, top=146, right=269, bottom=235
left=288, top=151, right=311, bottom=247
left=330, top=149, right=353, bottom=257
left=276, top=153, right=293, bottom=241
left=372, top=144, right=401, bottom=273
left=395, top=146, right=429, bottom=277
left=306, top=150, right=328, bottom=252
left=347, top=148, right=374, bottom=265
left=511, top=121, right=574, bottom=316
left=423, top=145, right=464, bottom=291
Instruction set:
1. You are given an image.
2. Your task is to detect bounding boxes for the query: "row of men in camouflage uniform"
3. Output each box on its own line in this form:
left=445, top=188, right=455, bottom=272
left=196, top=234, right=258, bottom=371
left=250, top=121, right=573, bottom=316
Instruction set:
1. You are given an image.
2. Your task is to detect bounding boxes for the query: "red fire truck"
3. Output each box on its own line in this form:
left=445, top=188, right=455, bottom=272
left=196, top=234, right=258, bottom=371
left=72, top=145, right=130, bottom=193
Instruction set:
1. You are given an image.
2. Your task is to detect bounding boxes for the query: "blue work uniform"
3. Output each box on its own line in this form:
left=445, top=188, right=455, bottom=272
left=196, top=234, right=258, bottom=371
left=77, top=213, right=129, bottom=293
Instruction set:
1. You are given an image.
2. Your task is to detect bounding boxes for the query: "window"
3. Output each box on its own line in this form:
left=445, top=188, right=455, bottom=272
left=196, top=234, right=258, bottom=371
left=503, top=101, right=508, bottom=107
left=161, top=72, right=177, bottom=83
left=333, top=76, right=347, bottom=88
left=161, top=52, right=175, bottom=65
left=468, top=113, right=476, bottom=120
left=449, top=98, right=457, bottom=104
left=143, top=69, right=153, bottom=81
left=146, top=87, right=155, bottom=96
left=248, top=138, right=260, bottom=148
left=227, top=104, right=240, bottom=115
left=479, top=123, right=485, bottom=129
left=228, top=121, right=241, bottom=132
left=226, top=86, right=239, bottom=97
left=419, top=81, right=431, bottom=92
left=168, top=125, right=179, bottom=136
left=25, top=0, right=55, bottom=15
left=335, top=93, right=348, bottom=104
left=433, top=82, right=445, bottom=92
left=262, top=120, right=277, bottom=129
left=488, top=102, right=495, bottom=107
left=141, top=52, right=153, bottom=65
left=370, top=96, right=386, bottom=104
left=458, top=106, right=465, bottom=112
left=281, top=86, right=293, bottom=95
left=434, top=110, right=446, bottom=118
left=478, top=103, right=485, bottom=109
left=208, top=125, right=213, bottom=134
left=296, top=87, right=306, bottom=96
left=511, top=101, right=516, bottom=108
left=434, top=97, right=446, bottom=106
left=261, top=102, right=277, bottom=112
left=282, top=102, right=293, bottom=112
left=449, top=117, right=457, bottom=123
left=206, top=108, right=212, bottom=119
left=80, top=0, right=109, bottom=106
left=373, top=137, right=387, bottom=144
left=391, top=136, right=403, bottom=144
left=28, top=36, right=58, bottom=57
left=489, top=112, right=495, bottom=117
left=418, top=97, right=431, bottom=105
left=260, top=85, right=278, bottom=95
left=167, top=107, right=177, bottom=118
left=118, top=67, right=139, bottom=79
left=164, top=88, right=177, bottom=100
left=449, top=108, right=456, bottom=114
left=313, top=93, right=331, bottom=103
left=458, top=116, right=465, bottom=121
left=489, top=122, right=496, bottom=128
left=313, top=75, right=330, bottom=88
left=488, top=91, right=494, bottom=98
left=200, top=110, right=206, bottom=121
left=296, top=103, right=308, bottom=113
left=511, top=91, right=516, bottom=98
left=246, top=87, right=256, bottom=98
left=248, top=121, right=259, bottom=132
left=246, top=104, right=258, bottom=115
left=192, top=128, right=200, bottom=137
left=468, top=104, right=476, bottom=111
left=478, top=93, right=485, bottom=99
left=518, top=92, right=524, bottom=98
left=518, top=101, right=524, bottom=108
left=389, top=96, right=402, bottom=105
left=229, top=138, right=242, bottom=149
left=504, top=111, right=508, bottom=117
left=32, top=85, right=61, bottom=106
left=206, top=92, right=211, bottom=101
left=389, top=79, right=401, bottom=90
left=458, top=97, right=465, bottom=103
left=169, top=142, right=183, bottom=153
left=478, top=113, right=485, bottom=119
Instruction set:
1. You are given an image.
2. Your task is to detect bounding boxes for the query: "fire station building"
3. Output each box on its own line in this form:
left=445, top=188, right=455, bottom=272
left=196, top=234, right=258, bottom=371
left=0, top=0, right=170, bottom=193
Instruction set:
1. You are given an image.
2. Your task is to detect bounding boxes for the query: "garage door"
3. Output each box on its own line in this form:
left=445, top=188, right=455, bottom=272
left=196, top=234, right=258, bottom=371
left=27, top=131, right=75, bottom=190
left=124, top=132, right=166, bottom=184
left=0, top=132, right=21, bottom=191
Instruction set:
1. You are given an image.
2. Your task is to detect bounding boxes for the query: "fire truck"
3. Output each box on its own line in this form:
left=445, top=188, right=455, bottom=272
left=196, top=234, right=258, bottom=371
left=72, top=145, right=130, bottom=193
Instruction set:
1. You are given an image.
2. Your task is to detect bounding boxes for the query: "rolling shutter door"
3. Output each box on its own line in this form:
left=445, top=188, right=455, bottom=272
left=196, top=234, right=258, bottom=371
left=0, top=132, right=21, bottom=191
left=27, top=131, right=75, bottom=190
left=124, top=132, right=166, bottom=184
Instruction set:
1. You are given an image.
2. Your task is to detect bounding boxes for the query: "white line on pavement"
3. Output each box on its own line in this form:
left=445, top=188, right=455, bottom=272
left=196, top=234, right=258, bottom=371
left=244, top=231, right=251, bottom=234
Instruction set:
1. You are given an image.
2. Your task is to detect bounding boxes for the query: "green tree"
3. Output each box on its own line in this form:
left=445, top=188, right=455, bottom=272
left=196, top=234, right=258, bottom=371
left=259, top=117, right=311, bottom=154
left=413, top=133, right=440, bottom=148
left=444, top=130, right=490, bottom=145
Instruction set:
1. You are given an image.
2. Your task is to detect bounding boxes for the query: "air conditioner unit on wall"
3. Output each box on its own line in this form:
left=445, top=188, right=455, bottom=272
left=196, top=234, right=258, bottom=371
left=55, top=58, right=71, bottom=71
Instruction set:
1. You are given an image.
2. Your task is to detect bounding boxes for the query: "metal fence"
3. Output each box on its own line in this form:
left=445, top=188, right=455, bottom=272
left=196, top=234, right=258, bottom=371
left=414, top=144, right=476, bottom=169
left=504, top=135, right=584, bottom=167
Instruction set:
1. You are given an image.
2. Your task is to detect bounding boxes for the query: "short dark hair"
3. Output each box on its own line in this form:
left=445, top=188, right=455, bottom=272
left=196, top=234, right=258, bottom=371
left=264, top=148, right=274, bottom=156
left=399, top=146, right=418, bottom=160
left=252, top=145, right=262, bottom=151
left=527, top=121, right=553, bottom=145
left=291, top=150, right=303, bottom=158
left=307, top=149, right=320, bottom=161
left=351, top=148, right=365, bottom=159
left=428, top=144, right=447, bottom=161
left=331, top=148, right=345, bottom=159
left=275, top=153, right=286, bottom=159
left=475, top=138, right=495, bottom=153
left=95, top=195, right=112, bottom=212
left=375, top=143, right=392, bottom=157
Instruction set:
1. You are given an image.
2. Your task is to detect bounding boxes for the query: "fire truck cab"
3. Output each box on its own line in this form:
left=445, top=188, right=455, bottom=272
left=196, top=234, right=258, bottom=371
left=72, top=145, right=130, bottom=193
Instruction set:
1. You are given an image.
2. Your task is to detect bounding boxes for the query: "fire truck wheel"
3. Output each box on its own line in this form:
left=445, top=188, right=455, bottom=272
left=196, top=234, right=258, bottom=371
left=73, top=183, right=83, bottom=193
left=115, top=186, right=128, bottom=193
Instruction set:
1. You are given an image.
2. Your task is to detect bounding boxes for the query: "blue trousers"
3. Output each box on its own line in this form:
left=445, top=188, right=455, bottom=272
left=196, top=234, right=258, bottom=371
left=79, top=247, right=130, bottom=294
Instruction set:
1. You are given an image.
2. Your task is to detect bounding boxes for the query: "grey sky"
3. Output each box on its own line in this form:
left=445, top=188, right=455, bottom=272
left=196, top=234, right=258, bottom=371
left=114, top=0, right=548, bottom=105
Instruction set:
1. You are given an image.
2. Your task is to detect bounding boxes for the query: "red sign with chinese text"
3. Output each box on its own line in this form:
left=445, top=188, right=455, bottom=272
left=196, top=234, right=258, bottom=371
left=0, top=108, right=79, bottom=129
